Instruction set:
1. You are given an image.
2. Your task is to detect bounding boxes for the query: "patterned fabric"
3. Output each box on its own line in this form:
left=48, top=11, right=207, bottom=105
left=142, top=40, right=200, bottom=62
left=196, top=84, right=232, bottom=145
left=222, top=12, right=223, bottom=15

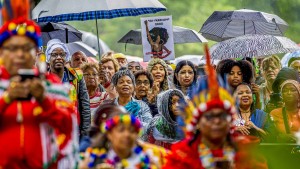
left=210, top=34, right=300, bottom=59
left=36, top=8, right=166, bottom=22
left=200, top=9, right=288, bottom=42
left=90, top=90, right=109, bottom=122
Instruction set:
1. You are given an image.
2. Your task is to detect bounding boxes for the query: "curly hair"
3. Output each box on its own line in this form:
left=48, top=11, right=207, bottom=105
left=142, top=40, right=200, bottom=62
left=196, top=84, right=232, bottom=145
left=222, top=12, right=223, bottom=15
left=173, top=60, right=197, bottom=88
left=100, top=55, right=120, bottom=72
left=147, top=27, right=169, bottom=45
left=216, top=59, right=253, bottom=84
left=134, top=70, right=154, bottom=87
left=81, top=62, right=99, bottom=73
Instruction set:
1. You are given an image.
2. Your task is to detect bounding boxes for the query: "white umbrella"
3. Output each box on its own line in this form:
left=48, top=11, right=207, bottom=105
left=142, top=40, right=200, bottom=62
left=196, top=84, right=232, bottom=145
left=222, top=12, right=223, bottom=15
left=66, top=41, right=98, bottom=57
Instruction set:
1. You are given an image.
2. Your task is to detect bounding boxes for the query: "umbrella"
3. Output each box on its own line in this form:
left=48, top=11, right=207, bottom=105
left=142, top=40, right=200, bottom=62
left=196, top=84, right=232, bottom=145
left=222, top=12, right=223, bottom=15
left=210, top=34, right=300, bottom=60
left=80, top=30, right=111, bottom=56
left=32, top=0, right=166, bottom=59
left=281, top=51, right=300, bottom=67
left=118, top=26, right=208, bottom=45
left=38, top=22, right=82, bottom=46
left=66, top=41, right=98, bottom=57
left=200, top=9, right=288, bottom=42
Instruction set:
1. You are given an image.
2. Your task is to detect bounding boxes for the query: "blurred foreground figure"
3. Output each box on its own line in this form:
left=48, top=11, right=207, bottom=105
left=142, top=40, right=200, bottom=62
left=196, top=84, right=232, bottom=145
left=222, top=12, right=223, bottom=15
left=0, top=0, right=74, bottom=168
left=163, top=45, right=268, bottom=169
left=79, top=107, right=168, bottom=169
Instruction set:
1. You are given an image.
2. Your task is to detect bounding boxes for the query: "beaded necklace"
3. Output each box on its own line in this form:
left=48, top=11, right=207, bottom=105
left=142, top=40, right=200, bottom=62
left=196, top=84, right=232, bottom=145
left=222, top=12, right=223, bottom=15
left=198, top=142, right=235, bottom=169
left=87, top=145, right=151, bottom=169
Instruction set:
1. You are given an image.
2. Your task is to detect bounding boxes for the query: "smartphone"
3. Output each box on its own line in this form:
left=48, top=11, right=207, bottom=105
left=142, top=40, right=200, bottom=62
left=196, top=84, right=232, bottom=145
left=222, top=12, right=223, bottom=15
left=215, top=160, right=231, bottom=169
left=16, top=69, right=39, bottom=100
left=269, top=93, right=283, bottom=105
left=18, top=69, right=39, bottom=82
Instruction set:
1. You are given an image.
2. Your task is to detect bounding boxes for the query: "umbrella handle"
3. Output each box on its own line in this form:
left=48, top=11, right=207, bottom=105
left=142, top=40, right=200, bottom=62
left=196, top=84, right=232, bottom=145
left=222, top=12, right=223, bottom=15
left=65, top=28, right=68, bottom=43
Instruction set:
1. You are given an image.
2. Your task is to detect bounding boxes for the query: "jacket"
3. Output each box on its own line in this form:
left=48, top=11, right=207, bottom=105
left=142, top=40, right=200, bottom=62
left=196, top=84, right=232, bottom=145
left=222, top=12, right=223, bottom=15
left=63, top=67, right=91, bottom=136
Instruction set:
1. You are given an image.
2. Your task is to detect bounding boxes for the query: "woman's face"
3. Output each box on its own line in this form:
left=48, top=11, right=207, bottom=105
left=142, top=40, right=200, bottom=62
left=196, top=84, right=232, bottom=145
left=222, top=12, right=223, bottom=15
left=151, top=63, right=166, bottom=83
left=235, top=84, right=253, bottom=108
left=262, top=62, right=280, bottom=83
left=176, top=65, right=194, bottom=87
left=101, top=61, right=116, bottom=80
left=116, top=75, right=134, bottom=97
left=228, top=66, right=243, bottom=88
left=107, top=123, right=138, bottom=154
left=198, top=108, right=231, bottom=142
left=135, top=75, right=151, bottom=99
left=282, top=83, right=299, bottom=104
left=83, top=67, right=99, bottom=89
left=170, top=94, right=181, bottom=119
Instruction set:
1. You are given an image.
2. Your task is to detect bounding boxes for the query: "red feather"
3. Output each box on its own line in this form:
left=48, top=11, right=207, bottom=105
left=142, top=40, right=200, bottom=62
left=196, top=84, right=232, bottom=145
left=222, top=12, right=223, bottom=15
left=204, top=44, right=219, bottom=100
left=2, top=0, right=30, bottom=22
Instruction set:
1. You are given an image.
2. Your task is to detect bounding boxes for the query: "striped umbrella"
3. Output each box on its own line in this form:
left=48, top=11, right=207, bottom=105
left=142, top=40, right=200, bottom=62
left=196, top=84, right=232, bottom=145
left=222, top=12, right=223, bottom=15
left=32, top=0, right=166, bottom=59
left=210, top=34, right=300, bottom=60
left=200, top=9, right=288, bottom=42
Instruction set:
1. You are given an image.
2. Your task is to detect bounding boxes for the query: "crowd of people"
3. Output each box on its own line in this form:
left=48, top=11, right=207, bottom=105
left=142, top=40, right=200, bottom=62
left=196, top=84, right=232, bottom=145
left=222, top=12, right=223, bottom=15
left=1, top=1, right=300, bottom=169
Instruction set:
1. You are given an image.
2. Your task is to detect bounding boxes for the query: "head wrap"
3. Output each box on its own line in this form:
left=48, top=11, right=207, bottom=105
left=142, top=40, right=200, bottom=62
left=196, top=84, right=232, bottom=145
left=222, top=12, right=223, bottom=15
left=147, top=58, right=169, bottom=91
left=45, top=39, right=71, bottom=63
left=272, top=67, right=300, bottom=93
left=288, top=57, right=300, bottom=67
left=113, top=53, right=126, bottom=59
left=111, top=67, right=136, bottom=86
left=280, top=79, right=300, bottom=96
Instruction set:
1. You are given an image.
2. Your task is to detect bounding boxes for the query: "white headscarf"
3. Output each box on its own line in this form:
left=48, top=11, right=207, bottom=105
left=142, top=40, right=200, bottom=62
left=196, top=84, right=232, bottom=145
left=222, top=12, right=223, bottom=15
left=45, top=39, right=70, bottom=63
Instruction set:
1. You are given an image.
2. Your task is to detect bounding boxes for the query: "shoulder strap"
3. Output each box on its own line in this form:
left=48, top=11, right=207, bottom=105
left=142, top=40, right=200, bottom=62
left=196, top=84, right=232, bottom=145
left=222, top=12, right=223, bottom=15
left=282, top=107, right=291, bottom=134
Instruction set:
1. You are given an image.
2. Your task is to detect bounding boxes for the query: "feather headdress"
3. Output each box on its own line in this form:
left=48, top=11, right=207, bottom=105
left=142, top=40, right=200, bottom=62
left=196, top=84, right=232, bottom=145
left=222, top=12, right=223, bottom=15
left=184, top=44, right=236, bottom=137
left=0, top=0, right=42, bottom=47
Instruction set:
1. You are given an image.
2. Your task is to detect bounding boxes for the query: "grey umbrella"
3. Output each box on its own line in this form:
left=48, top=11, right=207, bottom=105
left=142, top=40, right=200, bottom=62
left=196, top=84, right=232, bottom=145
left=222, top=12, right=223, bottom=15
left=118, top=26, right=208, bottom=45
left=80, top=31, right=111, bottom=56
left=210, top=34, right=300, bottom=60
left=200, top=9, right=288, bottom=42
left=38, top=22, right=82, bottom=46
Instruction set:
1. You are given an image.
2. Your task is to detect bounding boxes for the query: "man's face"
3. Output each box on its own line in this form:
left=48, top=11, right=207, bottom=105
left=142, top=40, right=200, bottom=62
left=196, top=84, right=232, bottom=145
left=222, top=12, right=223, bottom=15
left=49, top=47, right=67, bottom=71
left=128, top=62, right=141, bottom=74
left=0, top=36, right=36, bottom=76
left=290, top=60, right=300, bottom=77
left=71, top=52, right=87, bottom=68
left=117, top=58, right=127, bottom=67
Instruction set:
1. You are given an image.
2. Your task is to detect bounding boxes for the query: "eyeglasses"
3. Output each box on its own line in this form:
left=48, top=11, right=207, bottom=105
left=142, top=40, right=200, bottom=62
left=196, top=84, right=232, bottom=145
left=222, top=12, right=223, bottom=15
left=136, top=80, right=150, bottom=86
left=2, top=45, right=36, bottom=53
left=203, top=113, right=231, bottom=122
left=83, top=73, right=99, bottom=78
left=50, top=52, right=67, bottom=59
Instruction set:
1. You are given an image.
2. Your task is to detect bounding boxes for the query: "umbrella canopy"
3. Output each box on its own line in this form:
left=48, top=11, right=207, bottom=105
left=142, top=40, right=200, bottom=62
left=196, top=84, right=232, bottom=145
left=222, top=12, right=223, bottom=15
left=32, top=0, right=166, bottom=21
left=210, top=34, right=300, bottom=60
left=118, top=26, right=208, bottom=45
left=38, top=22, right=82, bottom=46
left=66, top=41, right=98, bottom=57
left=80, top=30, right=111, bottom=56
left=281, top=51, right=300, bottom=67
left=200, top=9, right=288, bottom=42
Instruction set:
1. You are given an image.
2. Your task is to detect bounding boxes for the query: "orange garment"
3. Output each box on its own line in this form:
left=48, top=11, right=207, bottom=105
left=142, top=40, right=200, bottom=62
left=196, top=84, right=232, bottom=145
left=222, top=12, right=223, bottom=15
left=270, top=108, right=300, bottom=134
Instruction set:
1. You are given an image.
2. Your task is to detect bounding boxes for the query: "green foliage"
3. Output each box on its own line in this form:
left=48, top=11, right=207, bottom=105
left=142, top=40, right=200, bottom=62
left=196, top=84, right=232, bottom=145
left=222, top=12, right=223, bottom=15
left=33, top=0, right=300, bottom=58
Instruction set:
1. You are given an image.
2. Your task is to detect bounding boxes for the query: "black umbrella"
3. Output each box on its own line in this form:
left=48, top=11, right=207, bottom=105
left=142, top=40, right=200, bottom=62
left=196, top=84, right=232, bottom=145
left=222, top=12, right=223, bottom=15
left=118, top=26, right=207, bottom=45
left=200, top=9, right=288, bottom=42
left=38, top=22, right=82, bottom=46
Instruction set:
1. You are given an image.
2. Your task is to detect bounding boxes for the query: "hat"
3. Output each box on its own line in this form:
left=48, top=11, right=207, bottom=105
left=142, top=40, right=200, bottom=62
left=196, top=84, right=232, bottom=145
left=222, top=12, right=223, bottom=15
left=0, top=0, right=42, bottom=47
left=45, top=39, right=71, bottom=63
left=113, top=53, right=126, bottom=59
